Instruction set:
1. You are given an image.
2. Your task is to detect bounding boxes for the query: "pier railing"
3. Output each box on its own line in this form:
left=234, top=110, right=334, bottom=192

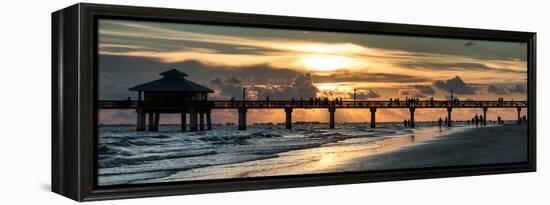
left=98, top=100, right=528, bottom=109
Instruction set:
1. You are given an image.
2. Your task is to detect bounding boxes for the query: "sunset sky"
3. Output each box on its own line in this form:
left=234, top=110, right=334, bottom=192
left=98, top=19, right=528, bottom=124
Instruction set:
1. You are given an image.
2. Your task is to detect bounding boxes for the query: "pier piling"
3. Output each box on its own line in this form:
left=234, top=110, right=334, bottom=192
left=181, top=112, right=187, bottom=132
left=148, top=112, right=155, bottom=131
left=329, top=107, right=336, bottom=129
left=238, top=108, right=247, bottom=130
left=285, top=108, right=293, bottom=129
left=199, top=112, right=205, bottom=131
left=447, top=107, right=453, bottom=127
left=409, top=107, right=416, bottom=128
left=517, top=107, right=522, bottom=123
left=370, top=107, right=377, bottom=128
left=206, top=110, right=212, bottom=130
left=190, top=110, right=198, bottom=131
left=483, top=107, right=488, bottom=126
left=136, top=110, right=146, bottom=131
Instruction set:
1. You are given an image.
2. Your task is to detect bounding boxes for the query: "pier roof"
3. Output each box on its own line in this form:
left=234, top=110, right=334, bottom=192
left=129, top=69, right=214, bottom=93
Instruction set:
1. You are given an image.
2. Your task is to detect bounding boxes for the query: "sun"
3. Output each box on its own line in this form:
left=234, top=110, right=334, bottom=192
left=302, top=55, right=358, bottom=71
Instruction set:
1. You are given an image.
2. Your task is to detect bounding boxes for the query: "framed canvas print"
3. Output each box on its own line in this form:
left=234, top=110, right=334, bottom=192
left=52, top=3, right=536, bottom=201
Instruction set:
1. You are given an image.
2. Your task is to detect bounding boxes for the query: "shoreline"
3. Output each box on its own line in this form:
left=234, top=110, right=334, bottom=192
left=143, top=124, right=528, bottom=183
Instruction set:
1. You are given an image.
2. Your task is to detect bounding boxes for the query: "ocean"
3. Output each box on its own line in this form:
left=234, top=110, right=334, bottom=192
left=97, top=122, right=475, bottom=186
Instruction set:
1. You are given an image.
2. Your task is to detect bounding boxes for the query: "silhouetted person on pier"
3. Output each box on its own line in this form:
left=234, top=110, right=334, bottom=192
left=438, top=118, right=443, bottom=126
left=389, top=98, right=393, bottom=105
left=474, top=114, right=479, bottom=126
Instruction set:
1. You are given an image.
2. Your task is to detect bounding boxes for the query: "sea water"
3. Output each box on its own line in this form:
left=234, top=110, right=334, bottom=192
left=98, top=122, right=474, bottom=185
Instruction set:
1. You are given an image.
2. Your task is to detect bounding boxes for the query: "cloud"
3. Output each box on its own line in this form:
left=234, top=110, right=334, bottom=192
left=414, top=85, right=435, bottom=95
left=399, top=62, right=526, bottom=74
left=209, top=77, right=223, bottom=85
left=209, top=76, right=244, bottom=99
left=487, top=85, right=508, bottom=95
left=225, top=76, right=242, bottom=84
left=433, top=76, right=478, bottom=94
left=98, top=55, right=302, bottom=100
left=486, top=84, right=527, bottom=95
left=509, top=84, right=527, bottom=94
left=256, top=73, right=319, bottom=100
left=350, top=89, right=381, bottom=100
left=313, top=72, right=430, bottom=84
left=398, top=89, right=426, bottom=98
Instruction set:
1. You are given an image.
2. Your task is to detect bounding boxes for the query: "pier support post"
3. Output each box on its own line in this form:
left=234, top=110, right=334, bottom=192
left=199, top=112, right=205, bottom=131
left=447, top=107, right=453, bottom=127
left=148, top=112, right=155, bottom=131
left=517, top=107, right=522, bottom=124
left=153, top=112, right=160, bottom=131
left=370, top=107, right=377, bottom=128
left=285, top=108, right=293, bottom=129
left=181, top=112, right=187, bottom=132
left=409, top=107, right=416, bottom=128
left=189, top=110, right=198, bottom=131
left=136, top=110, right=146, bottom=131
left=329, top=107, right=336, bottom=129
left=482, top=107, right=488, bottom=126
left=238, top=108, right=247, bottom=130
left=206, top=110, right=212, bottom=130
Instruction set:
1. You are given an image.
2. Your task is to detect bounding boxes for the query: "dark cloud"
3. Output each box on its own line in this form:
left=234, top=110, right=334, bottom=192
left=414, top=85, right=435, bottom=95
left=208, top=76, right=244, bottom=99
left=487, top=85, right=508, bottom=95
left=351, top=89, right=381, bottom=100
left=209, top=77, right=223, bottom=85
left=398, top=89, right=426, bottom=98
left=256, top=73, right=319, bottom=100
left=486, top=84, right=527, bottom=95
left=99, top=55, right=301, bottom=99
left=433, top=76, right=478, bottom=94
left=509, top=84, right=527, bottom=94
left=313, top=72, right=430, bottom=84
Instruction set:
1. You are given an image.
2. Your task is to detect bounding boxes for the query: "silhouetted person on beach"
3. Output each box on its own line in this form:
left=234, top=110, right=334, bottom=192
left=445, top=117, right=448, bottom=126
left=404, top=120, right=408, bottom=127
left=438, top=118, right=443, bottom=126
left=474, top=114, right=479, bottom=126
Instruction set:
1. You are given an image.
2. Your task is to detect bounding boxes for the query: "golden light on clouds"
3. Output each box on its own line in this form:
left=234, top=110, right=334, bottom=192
left=98, top=19, right=529, bottom=124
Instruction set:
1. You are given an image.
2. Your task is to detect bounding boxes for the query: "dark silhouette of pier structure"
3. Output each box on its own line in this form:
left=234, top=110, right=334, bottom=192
left=99, top=69, right=528, bottom=131
left=127, top=69, right=214, bottom=131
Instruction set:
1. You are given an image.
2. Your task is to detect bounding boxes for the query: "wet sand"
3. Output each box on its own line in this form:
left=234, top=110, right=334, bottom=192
left=339, top=123, right=528, bottom=171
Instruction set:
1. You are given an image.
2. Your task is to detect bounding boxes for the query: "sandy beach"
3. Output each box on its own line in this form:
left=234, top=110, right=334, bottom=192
left=336, top=123, right=528, bottom=172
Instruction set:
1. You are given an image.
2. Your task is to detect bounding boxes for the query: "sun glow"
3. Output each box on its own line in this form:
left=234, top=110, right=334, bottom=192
left=317, top=84, right=337, bottom=91
left=302, top=55, right=359, bottom=71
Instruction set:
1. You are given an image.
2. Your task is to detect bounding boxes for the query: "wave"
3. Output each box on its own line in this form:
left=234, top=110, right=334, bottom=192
left=99, top=151, right=218, bottom=169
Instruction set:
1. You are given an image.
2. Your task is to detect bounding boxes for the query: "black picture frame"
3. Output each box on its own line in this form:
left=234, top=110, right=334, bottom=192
left=52, top=3, right=536, bottom=201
